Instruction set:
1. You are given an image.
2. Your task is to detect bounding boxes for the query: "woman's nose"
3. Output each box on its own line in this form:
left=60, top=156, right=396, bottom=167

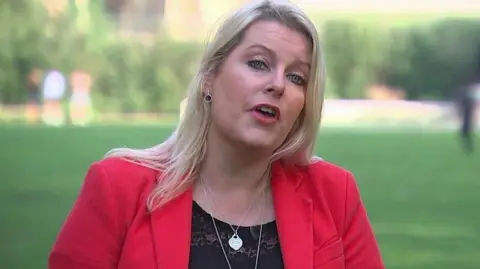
left=267, top=70, right=285, bottom=96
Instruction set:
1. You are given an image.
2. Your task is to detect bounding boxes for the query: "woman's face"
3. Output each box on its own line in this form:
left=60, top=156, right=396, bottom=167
left=207, top=20, right=312, bottom=152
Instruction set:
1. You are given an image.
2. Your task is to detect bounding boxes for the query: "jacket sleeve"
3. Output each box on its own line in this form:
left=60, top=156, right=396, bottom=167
left=342, top=172, right=385, bottom=269
left=49, top=162, right=124, bottom=269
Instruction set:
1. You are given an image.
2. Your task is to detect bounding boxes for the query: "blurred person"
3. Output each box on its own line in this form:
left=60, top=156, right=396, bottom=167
left=25, top=68, right=42, bottom=124
left=457, top=83, right=478, bottom=153
left=41, top=69, right=67, bottom=126
left=49, top=1, right=385, bottom=269
left=69, top=69, right=93, bottom=126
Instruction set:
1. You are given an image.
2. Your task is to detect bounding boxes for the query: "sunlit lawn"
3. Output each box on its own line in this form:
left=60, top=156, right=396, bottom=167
left=0, top=124, right=479, bottom=269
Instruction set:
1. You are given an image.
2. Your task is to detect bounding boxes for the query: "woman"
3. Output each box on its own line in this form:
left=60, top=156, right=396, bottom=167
left=49, top=1, right=385, bottom=268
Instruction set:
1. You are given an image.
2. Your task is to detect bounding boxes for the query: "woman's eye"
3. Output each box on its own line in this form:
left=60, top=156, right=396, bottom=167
left=287, top=74, right=306, bottom=86
left=247, top=60, right=268, bottom=70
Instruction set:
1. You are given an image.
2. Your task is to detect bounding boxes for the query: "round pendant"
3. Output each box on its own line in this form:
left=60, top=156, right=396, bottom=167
left=228, top=234, right=243, bottom=250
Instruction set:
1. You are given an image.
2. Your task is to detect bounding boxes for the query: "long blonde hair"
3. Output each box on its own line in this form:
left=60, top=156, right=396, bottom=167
left=105, top=0, right=326, bottom=211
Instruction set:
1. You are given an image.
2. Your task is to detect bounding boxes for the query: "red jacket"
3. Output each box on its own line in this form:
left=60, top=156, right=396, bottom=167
left=49, top=157, right=384, bottom=269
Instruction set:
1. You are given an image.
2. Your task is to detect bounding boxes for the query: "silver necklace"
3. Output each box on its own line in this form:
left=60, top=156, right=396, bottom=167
left=200, top=176, right=265, bottom=250
left=201, top=181, right=265, bottom=269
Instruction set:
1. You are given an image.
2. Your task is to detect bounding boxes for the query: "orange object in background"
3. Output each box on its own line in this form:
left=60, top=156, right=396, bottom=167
left=69, top=69, right=93, bottom=126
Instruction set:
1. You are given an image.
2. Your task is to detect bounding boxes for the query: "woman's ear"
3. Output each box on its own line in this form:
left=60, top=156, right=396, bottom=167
left=203, top=73, right=215, bottom=94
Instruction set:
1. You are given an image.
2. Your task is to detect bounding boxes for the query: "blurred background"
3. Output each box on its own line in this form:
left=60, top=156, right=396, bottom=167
left=0, top=0, right=479, bottom=268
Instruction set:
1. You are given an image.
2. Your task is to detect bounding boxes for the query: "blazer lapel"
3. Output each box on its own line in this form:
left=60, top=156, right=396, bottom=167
left=150, top=188, right=193, bottom=269
left=272, top=161, right=313, bottom=269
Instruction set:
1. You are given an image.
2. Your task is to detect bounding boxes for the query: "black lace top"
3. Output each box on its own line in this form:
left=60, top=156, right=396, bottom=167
left=189, top=201, right=285, bottom=269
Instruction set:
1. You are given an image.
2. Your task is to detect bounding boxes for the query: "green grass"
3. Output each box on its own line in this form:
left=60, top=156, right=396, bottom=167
left=0, top=124, right=479, bottom=269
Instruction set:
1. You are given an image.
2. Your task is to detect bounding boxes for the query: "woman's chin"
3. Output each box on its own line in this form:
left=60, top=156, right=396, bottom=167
left=239, top=136, right=279, bottom=152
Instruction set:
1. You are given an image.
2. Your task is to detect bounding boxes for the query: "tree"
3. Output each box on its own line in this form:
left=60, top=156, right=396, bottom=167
left=322, top=20, right=389, bottom=99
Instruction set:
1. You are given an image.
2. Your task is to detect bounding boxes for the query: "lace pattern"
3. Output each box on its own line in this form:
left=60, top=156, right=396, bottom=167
left=189, top=201, right=284, bottom=268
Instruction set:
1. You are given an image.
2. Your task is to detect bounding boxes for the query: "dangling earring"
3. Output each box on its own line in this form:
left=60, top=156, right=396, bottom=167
left=204, top=89, right=212, bottom=103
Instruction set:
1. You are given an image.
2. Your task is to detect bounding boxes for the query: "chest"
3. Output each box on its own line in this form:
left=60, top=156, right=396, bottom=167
left=189, top=201, right=284, bottom=269
left=117, top=203, right=285, bottom=269
left=116, top=208, right=345, bottom=269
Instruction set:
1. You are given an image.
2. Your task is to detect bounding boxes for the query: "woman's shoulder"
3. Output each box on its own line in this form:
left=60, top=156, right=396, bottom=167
left=304, top=157, right=355, bottom=187
left=294, top=158, right=366, bottom=232
left=293, top=157, right=360, bottom=203
left=83, top=157, right=159, bottom=199
left=93, top=156, right=159, bottom=176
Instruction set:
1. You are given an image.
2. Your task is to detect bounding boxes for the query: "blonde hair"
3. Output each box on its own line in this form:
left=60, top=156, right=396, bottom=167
left=105, top=0, right=326, bottom=211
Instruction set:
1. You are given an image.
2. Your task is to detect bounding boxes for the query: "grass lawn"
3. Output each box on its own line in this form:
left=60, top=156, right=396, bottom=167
left=0, top=124, right=479, bottom=269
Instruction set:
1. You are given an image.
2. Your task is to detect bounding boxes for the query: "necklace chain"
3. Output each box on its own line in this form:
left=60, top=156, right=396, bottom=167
left=200, top=176, right=263, bottom=237
left=201, top=179, right=266, bottom=269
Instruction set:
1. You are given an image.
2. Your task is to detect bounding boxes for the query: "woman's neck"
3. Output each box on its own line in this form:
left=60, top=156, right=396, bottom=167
left=195, top=142, right=274, bottom=225
left=200, top=141, right=271, bottom=192
left=193, top=127, right=276, bottom=224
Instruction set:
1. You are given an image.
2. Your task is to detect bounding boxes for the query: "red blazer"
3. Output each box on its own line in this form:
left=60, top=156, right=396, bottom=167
left=49, top=157, right=384, bottom=269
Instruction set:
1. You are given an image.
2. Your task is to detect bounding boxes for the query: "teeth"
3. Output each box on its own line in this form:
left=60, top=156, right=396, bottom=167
left=257, top=106, right=276, bottom=116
